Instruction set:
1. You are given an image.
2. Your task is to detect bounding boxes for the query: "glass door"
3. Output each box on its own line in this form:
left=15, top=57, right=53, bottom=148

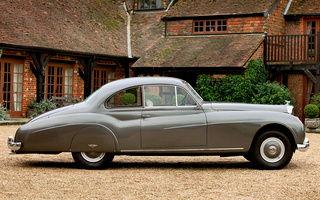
left=0, top=59, right=24, bottom=117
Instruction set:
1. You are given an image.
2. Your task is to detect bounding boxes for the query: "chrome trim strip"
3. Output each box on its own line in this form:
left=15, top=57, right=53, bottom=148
left=7, top=136, right=21, bottom=152
left=120, top=147, right=244, bottom=153
left=163, top=124, right=207, bottom=130
left=297, top=137, right=309, bottom=152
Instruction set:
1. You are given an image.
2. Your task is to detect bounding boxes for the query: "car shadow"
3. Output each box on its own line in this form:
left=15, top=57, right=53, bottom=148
left=109, top=160, right=256, bottom=170
left=19, top=159, right=257, bottom=170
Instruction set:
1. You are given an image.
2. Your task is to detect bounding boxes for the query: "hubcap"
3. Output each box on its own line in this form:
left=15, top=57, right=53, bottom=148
left=260, top=137, right=285, bottom=163
left=81, top=152, right=105, bottom=163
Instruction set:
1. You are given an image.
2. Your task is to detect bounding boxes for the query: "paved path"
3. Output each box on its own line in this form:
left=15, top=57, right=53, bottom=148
left=0, top=118, right=30, bottom=126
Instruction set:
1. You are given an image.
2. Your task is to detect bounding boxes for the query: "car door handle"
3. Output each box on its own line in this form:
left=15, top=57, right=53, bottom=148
left=142, top=114, right=151, bottom=118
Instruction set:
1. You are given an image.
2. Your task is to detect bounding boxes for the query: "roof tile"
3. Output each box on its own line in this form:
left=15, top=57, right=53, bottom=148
left=287, top=0, right=320, bottom=15
left=132, top=34, right=265, bottom=68
left=165, top=0, right=278, bottom=18
left=0, top=0, right=128, bottom=57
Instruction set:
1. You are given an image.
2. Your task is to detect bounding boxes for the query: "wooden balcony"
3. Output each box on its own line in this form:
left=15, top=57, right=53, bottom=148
left=265, top=32, right=320, bottom=63
left=265, top=32, right=320, bottom=92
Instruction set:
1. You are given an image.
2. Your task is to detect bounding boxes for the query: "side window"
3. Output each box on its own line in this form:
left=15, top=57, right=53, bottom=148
left=143, top=85, right=197, bottom=107
left=144, top=85, right=175, bottom=106
left=105, top=87, right=142, bottom=108
left=176, top=87, right=197, bottom=106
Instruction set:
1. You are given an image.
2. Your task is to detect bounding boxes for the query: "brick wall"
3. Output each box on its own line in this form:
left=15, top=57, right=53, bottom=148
left=166, top=16, right=266, bottom=36
left=287, top=74, right=304, bottom=119
left=228, top=17, right=265, bottom=33
left=265, top=0, right=289, bottom=35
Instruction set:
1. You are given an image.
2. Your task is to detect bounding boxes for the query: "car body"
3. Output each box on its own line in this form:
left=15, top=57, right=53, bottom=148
left=8, top=77, right=309, bottom=169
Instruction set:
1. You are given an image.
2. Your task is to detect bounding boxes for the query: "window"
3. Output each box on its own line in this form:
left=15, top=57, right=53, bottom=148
left=144, top=85, right=196, bottom=107
left=0, top=60, right=24, bottom=113
left=305, top=19, right=320, bottom=59
left=193, top=19, right=227, bottom=34
left=105, top=87, right=142, bottom=108
left=138, top=0, right=161, bottom=10
left=43, top=63, right=74, bottom=99
left=92, top=67, right=115, bottom=92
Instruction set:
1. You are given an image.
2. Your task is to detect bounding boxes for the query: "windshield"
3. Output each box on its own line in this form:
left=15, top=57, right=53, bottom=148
left=183, top=81, right=203, bottom=103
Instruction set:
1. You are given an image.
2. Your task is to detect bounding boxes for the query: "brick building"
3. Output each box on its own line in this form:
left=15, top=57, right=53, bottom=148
left=0, top=0, right=135, bottom=117
left=0, top=0, right=320, bottom=120
left=131, top=0, right=320, bottom=120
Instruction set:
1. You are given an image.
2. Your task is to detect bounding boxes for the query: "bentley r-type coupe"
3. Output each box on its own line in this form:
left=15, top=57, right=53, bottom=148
left=8, top=77, right=309, bottom=169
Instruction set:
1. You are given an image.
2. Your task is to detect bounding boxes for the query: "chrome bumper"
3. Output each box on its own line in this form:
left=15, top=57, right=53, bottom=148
left=297, top=137, right=309, bottom=152
left=8, top=136, right=22, bottom=154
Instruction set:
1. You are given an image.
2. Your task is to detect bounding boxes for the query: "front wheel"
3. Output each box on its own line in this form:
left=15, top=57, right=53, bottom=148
left=72, top=152, right=114, bottom=169
left=251, top=130, right=293, bottom=170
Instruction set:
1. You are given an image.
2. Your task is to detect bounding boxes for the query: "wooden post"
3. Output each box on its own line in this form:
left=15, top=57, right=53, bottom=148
left=78, top=57, right=99, bottom=98
left=317, top=31, right=320, bottom=94
left=29, top=53, right=52, bottom=102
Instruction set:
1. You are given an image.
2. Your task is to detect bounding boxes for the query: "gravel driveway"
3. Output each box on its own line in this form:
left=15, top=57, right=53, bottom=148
left=1, top=125, right=319, bottom=199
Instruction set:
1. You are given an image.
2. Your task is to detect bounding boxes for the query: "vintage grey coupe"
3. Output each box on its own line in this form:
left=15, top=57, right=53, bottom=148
left=8, top=77, right=309, bottom=169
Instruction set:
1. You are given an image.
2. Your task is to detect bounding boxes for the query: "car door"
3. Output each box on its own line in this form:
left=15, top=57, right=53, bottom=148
left=141, top=85, right=207, bottom=149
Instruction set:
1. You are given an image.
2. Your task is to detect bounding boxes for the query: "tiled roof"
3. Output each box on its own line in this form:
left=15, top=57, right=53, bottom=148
left=132, top=34, right=264, bottom=68
left=0, top=0, right=128, bottom=57
left=131, top=12, right=166, bottom=58
left=165, top=0, right=279, bottom=18
left=286, top=0, right=320, bottom=15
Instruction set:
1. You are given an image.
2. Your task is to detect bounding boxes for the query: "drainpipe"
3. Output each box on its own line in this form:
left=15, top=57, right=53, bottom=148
left=165, top=0, right=175, bottom=12
left=284, top=0, right=293, bottom=15
left=124, top=2, right=132, bottom=58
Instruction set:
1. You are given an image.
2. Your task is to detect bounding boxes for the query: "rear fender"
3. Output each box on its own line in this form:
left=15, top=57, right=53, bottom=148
left=70, top=125, right=118, bottom=153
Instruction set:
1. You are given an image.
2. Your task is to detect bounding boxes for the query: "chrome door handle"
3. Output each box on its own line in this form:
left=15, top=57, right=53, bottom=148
left=142, top=114, right=151, bottom=118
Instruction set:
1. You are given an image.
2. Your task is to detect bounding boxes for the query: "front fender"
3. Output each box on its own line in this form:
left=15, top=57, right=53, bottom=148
left=70, top=124, right=118, bottom=153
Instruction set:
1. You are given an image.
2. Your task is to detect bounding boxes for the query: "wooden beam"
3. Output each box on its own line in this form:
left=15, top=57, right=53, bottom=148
left=29, top=53, right=52, bottom=102
left=303, top=69, right=316, bottom=84
left=78, top=57, right=99, bottom=98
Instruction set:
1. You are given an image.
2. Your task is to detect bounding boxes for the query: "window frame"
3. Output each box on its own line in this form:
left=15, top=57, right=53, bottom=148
left=193, top=19, right=228, bottom=34
left=105, top=86, right=143, bottom=109
left=92, top=66, right=115, bottom=92
left=137, top=0, right=162, bottom=10
left=43, top=63, right=74, bottom=99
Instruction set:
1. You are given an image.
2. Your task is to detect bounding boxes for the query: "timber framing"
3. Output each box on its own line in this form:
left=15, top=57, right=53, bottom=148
left=0, top=42, right=136, bottom=100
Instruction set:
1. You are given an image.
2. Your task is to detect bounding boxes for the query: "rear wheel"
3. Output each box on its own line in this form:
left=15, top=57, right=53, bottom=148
left=251, top=130, right=293, bottom=170
left=72, top=152, right=114, bottom=169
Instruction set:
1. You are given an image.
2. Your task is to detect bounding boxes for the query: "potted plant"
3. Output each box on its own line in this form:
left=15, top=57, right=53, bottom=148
left=304, top=104, right=320, bottom=132
left=27, top=98, right=57, bottom=118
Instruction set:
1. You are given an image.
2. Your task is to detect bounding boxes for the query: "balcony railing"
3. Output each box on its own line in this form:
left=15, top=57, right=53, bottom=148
left=265, top=32, right=320, bottom=63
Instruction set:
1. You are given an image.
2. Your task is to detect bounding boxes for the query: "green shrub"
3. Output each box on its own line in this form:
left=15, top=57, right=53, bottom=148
left=195, top=60, right=295, bottom=105
left=310, top=94, right=320, bottom=109
left=0, top=105, right=10, bottom=121
left=30, top=98, right=57, bottom=117
left=122, top=93, right=136, bottom=105
left=145, top=93, right=162, bottom=105
left=304, top=104, right=319, bottom=118
left=172, top=94, right=185, bottom=105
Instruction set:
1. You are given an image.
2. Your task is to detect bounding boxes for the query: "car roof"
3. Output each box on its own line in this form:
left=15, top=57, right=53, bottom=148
left=86, top=77, right=186, bottom=105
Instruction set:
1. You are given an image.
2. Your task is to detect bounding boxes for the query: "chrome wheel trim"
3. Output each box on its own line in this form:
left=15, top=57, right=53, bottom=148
left=81, top=152, right=106, bottom=163
left=260, top=137, right=285, bottom=163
